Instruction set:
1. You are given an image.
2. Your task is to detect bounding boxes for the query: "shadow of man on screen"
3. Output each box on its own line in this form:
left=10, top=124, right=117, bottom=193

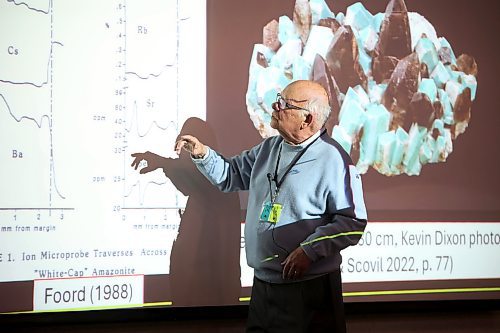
left=131, top=117, right=241, bottom=306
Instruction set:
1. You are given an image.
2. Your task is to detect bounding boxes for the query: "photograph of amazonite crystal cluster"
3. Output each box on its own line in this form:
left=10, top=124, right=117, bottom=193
left=245, top=0, right=477, bottom=176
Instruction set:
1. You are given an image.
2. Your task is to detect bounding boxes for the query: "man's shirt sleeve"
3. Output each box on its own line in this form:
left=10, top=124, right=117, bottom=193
left=192, top=145, right=260, bottom=192
left=301, top=164, right=368, bottom=262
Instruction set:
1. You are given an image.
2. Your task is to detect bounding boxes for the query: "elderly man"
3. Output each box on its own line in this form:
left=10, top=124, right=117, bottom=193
left=176, top=80, right=367, bottom=332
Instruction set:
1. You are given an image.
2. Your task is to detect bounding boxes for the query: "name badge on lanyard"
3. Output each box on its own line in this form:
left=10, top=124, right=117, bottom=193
left=260, top=130, right=325, bottom=225
left=259, top=201, right=282, bottom=224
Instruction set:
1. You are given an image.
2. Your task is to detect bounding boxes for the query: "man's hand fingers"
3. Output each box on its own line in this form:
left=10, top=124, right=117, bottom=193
left=281, top=247, right=310, bottom=280
left=285, top=265, right=298, bottom=280
left=282, top=263, right=301, bottom=280
left=281, top=258, right=294, bottom=280
left=175, top=135, right=205, bottom=157
left=175, top=136, right=195, bottom=155
left=174, top=140, right=190, bottom=155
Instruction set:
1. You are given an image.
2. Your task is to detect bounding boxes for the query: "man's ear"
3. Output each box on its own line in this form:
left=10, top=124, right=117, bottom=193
left=302, top=113, right=313, bottom=129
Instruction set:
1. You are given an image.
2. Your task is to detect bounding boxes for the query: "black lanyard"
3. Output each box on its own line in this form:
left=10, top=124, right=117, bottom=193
left=270, top=129, right=326, bottom=200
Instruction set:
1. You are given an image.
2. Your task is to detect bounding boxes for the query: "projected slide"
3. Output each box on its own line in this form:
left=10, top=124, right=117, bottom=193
left=237, top=0, right=500, bottom=301
left=0, top=0, right=206, bottom=312
left=235, top=0, right=500, bottom=300
left=1, top=0, right=499, bottom=315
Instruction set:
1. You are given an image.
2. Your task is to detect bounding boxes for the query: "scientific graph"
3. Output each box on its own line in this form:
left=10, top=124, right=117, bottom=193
left=0, top=0, right=206, bottom=282
left=0, top=0, right=68, bottom=212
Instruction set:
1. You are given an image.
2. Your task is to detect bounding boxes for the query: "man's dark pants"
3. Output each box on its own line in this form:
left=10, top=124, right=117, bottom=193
left=246, top=270, right=346, bottom=333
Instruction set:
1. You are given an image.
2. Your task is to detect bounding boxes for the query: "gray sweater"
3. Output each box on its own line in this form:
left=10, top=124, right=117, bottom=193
left=193, top=130, right=368, bottom=283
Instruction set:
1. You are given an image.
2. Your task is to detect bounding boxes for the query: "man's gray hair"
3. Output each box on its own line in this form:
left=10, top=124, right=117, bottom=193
left=305, top=97, right=331, bottom=127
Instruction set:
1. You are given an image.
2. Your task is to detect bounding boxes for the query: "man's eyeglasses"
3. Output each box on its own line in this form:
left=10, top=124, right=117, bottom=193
left=272, top=93, right=309, bottom=112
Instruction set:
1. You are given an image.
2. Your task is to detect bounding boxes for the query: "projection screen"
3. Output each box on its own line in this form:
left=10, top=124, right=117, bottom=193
left=0, top=0, right=499, bottom=314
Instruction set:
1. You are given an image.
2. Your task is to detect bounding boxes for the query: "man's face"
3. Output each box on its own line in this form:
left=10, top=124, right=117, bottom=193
left=270, top=91, right=308, bottom=143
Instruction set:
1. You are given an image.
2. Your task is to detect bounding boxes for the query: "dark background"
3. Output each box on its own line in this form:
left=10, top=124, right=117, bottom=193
left=206, top=0, right=500, bottom=221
